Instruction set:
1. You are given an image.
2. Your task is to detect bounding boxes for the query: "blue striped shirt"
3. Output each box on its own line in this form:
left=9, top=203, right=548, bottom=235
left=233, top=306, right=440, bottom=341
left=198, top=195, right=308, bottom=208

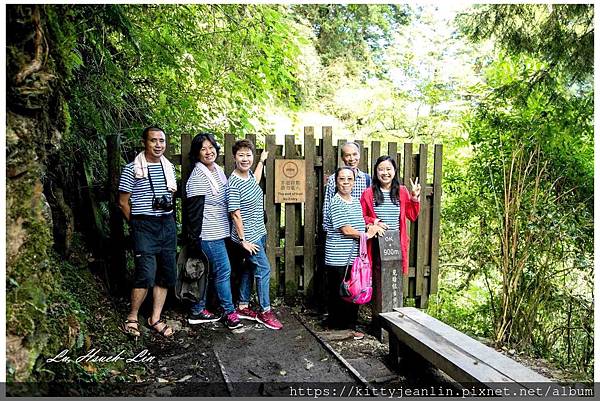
left=227, top=170, right=267, bottom=244
left=325, top=193, right=366, bottom=266
left=373, top=189, right=400, bottom=231
left=186, top=166, right=230, bottom=241
left=323, top=169, right=370, bottom=232
left=118, top=162, right=175, bottom=216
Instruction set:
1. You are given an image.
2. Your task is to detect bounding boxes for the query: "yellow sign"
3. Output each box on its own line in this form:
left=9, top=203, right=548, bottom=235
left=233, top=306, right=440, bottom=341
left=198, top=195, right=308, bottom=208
left=275, top=159, right=306, bottom=203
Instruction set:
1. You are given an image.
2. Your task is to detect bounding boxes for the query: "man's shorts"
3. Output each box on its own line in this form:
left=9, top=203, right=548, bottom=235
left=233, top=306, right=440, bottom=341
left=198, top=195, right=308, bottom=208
left=130, top=214, right=177, bottom=288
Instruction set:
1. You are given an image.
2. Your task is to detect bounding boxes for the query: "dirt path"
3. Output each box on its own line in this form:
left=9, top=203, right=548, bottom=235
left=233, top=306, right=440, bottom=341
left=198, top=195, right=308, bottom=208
left=139, top=306, right=358, bottom=396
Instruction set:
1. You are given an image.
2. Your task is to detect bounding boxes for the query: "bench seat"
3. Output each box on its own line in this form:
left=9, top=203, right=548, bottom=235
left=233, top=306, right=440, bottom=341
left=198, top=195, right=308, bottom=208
left=380, top=307, right=550, bottom=388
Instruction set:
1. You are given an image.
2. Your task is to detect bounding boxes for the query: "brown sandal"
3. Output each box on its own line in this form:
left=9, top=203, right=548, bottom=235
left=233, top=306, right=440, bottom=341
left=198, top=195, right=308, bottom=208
left=147, top=318, right=174, bottom=338
left=120, top=319, right=141, bottom=340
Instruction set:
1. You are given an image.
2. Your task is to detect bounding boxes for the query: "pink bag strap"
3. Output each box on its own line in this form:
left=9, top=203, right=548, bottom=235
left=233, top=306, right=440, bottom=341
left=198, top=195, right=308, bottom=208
left=359, top=232, right=367, bottom=258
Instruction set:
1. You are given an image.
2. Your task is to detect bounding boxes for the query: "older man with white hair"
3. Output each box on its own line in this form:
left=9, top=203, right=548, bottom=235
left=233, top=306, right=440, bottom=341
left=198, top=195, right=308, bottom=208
left=322, top=141, right=371, bottom=232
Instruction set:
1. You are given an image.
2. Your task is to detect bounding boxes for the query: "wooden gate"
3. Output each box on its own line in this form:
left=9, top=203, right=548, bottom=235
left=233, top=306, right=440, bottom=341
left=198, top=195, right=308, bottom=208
left=108, top=127, right=442, bottom=308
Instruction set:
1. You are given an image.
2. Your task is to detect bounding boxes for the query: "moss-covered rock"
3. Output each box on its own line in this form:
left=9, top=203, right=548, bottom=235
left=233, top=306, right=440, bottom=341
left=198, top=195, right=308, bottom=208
left=6, top=5, right=144, bottom=385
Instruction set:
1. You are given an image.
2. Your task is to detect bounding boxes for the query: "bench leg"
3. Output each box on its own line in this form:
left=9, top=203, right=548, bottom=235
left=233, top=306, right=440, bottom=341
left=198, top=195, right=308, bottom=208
left=388, top=331, right=400, bottom=367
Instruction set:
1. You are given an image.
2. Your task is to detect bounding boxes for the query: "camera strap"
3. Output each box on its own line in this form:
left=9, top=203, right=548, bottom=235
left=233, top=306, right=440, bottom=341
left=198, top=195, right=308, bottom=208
left=146, top=160, right=169, bottom=197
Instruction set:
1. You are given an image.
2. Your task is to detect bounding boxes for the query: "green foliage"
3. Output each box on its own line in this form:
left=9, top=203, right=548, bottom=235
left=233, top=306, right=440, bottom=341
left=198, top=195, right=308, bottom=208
left=43, top=4, right=305, bottom=185
left=428, top=274, right=495, bottom=340
left=440, top=5, right=593, bottom=378
left=457, top=4, right=593, bottom=82
left=293, top=4, right=411, bottom=72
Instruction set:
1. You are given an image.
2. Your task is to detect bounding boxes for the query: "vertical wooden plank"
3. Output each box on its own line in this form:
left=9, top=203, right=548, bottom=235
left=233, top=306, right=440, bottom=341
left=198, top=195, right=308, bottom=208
left=304, top=127, right=316, bottom=297
left=245, top=133, right=258, bottom=171
left=181, top=134, right=193, bottom=190
left=355, top=140, right=366, bottom=173
left=265, top=134, right=278, bottom=292
left=363, top=144, right=369, bottom=175
left=396, top=150, right=403, bottom=179
left=420, top=274, right=429, bottom=309
left=284, top=134, right=298, bottom=297
left=402, top=143, right=413, bottom=298
left=107, top=134, right=127, bottom=295
left=371, top=141, right=381, bottom=175
left=403, top=143, right=413, bottom=187
left=337, top=139, right=345, bottom=168
left=163, top=135, right=172, bottom=160
left=224, top=133, right=236, bottom=176
left=322, top=127, right=335, bottom=196
left=181, top=134, right=192, bottom=240
left=316, top=134, right=329, bottom=308
left=387, top=142, right=398, bottom=170
left=294, top=141, right=303, bottom=290
left=430, top=145, right=443, bottom=294
left=275, top=144, right=284, bottom=293
left=415, top=144, right=428, bottom=301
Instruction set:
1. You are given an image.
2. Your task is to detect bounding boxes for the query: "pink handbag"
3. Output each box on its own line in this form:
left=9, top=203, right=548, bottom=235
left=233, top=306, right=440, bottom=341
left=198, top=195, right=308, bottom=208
left=339, top=233, right=372, bottom=304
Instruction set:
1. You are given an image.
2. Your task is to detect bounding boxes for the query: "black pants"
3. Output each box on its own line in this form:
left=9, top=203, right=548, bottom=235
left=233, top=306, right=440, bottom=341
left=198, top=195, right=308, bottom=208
left=326, top=265, right=359, bottom=330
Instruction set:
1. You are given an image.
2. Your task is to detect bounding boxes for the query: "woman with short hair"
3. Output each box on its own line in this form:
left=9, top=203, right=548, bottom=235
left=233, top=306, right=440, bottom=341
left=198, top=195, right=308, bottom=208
left=324, top=166, right=379, bottom=339
left=227, top=139, right=283, bottom=330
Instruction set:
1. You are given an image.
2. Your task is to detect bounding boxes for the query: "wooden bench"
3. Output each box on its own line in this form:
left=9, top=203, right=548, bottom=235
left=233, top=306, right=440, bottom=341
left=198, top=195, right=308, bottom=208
left=380, top=307, right=551, bottom=389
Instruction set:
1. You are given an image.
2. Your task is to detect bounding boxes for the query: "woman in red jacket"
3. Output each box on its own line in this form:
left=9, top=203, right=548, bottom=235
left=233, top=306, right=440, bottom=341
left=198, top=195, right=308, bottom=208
left=360, top=155, right=421, bottom=275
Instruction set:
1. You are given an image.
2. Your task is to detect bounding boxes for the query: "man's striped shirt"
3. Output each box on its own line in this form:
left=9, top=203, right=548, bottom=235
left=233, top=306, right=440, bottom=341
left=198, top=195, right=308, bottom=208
left=186, top=166, right=230, bottom=241
left=227, top=170, right=267, bottom=244
left=373, top=189, right=400, bottom=231
left=325, top=193, right=366, bottom=267
left=119, top=162, right=175, bottom=216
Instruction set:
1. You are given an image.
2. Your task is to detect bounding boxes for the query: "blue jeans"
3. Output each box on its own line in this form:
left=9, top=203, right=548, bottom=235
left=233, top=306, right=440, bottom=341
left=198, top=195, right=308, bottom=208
left=191, top=238, right=235, bottom=315
left=239, top=235, right=271, bottom=312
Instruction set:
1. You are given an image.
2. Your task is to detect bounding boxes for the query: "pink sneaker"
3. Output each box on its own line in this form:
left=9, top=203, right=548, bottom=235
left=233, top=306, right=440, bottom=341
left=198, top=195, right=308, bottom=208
left=236, top=307, right=258, bottom=321
left=257, top=310, right=283, bottom=330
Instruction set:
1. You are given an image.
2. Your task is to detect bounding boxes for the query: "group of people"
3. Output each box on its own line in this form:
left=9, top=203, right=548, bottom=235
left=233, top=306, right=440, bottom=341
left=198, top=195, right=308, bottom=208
left=117, top=127, right=420, bottom=340
left=118, top=127, right=281, bottom=340
left=322, top=142, right=421, bottom=339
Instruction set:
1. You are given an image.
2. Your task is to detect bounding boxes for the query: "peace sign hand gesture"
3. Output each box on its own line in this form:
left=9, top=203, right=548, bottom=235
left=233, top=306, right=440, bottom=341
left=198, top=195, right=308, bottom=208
left=410, top=177, right=421, bottom=199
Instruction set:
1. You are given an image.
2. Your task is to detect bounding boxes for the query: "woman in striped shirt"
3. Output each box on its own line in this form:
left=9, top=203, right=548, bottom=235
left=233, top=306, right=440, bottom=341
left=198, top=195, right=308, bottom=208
left=360, top=155, right=421, bottom=276
left=185, top=133, right=242, bottom=330
left=324, top=167, right=379, bottom=339
left=227, top=139, right=283, bottom=330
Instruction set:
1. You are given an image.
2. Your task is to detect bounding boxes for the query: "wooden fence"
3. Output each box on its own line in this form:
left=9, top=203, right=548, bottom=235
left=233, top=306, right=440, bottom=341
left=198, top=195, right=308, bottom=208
left=108, top=127, right=442, bottom=308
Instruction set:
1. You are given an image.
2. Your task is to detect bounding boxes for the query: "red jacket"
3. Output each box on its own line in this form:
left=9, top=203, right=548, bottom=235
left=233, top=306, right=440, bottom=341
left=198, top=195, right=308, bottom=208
left=360, top=186, right=420, bottom=275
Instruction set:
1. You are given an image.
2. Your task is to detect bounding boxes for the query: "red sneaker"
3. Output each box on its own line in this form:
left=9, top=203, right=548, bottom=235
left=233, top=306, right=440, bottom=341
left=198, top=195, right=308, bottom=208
left=257, top=310, right=283, bottom=330
left=235, top=307, right=258, bottom=321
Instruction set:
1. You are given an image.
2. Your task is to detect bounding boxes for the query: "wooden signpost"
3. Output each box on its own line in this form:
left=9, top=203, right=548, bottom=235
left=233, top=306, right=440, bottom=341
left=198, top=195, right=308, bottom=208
left=275, top=159, right=306, bottom=203
left=374, top=230, right=403, bottom=340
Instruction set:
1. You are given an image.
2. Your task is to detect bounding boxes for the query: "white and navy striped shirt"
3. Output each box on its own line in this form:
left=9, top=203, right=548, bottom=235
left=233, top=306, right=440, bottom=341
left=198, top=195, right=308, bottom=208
left=325, top=193, right=366, bottom=267
left=119, top=162, right=175, bottom=216
left=227, top=170, right=267, bottom=244
left=186, top=166, right=230, bottom=241
left=323, top=169, right=370, bottom=232
left=373, top=189, right=400, bottom=231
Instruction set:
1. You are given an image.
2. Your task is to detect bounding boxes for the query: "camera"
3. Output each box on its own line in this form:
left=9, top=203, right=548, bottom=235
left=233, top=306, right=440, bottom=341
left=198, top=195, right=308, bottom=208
left=152, top=194, right=173, bottom=211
